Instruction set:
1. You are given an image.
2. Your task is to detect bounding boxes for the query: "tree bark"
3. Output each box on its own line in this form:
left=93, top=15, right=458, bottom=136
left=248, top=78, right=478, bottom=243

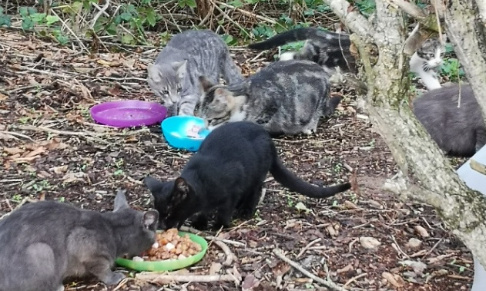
left=444, top=0, right=486, bottom=125
left=322, top=0, right=486, bottom=269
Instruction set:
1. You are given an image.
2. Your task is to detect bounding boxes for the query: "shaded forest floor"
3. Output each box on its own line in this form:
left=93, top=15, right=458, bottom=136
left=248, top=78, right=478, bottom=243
left=0, top=27, right=474, bottom=291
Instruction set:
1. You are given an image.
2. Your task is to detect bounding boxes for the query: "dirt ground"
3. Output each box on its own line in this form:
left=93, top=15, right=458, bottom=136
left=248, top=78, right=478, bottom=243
left=0, top=28, right=474, bottom=291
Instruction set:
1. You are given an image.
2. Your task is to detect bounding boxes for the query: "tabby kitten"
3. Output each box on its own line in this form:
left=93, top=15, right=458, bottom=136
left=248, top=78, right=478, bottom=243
left=409, top=38, right=445, bottom=90
left=248, top=27, right=357, bottom=85
left=198, top=60, right=342, bottom=135
left=413, top=84, right=485, bottom=157
left=148, top=29, right=243, bottom=116
left=144, top=121, right=351, bottom=230
left=0, top=190, right=158, bottom=291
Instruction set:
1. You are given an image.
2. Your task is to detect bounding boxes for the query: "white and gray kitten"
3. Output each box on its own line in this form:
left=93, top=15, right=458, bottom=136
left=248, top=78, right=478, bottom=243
left=409, top=38, right=445, bottom=90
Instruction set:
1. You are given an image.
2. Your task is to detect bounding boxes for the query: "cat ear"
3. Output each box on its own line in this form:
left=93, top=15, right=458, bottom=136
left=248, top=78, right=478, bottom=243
left=142, top=210, right=159, bottom=230
left=114, top=189, right=130, bottom=212
left=172, top=60, right=187, bottom=80
left=199, top=76, right=215, bottom=92
left=144, top=176, right=164, bottom=193
left=147, top=64, right=161, bottom=82
left=173, top=177, right=191, bottom=203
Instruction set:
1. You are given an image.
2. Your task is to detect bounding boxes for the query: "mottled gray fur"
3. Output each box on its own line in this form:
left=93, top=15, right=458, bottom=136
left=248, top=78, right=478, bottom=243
left=0, top=190, right=158, bottom=291
left=413, top=84, right=486, bottom=157
left=248, top=28, right=357, bottom=84
left=148, top=30, right=243, bottom=116
left=198, top=60, right=342, bottom=135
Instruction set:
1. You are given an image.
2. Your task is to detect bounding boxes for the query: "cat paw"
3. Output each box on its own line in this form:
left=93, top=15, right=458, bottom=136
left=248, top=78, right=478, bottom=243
left=302, top=129, right=314, bottom=135
left=190, top=215, right=209, bottom=230
left=101, top=271, right=125, bottom=285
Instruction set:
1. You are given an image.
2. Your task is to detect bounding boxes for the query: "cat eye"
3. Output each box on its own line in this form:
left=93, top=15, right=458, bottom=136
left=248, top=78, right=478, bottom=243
left=161, top=90, right=169, bottom=95
left=177, top=87, right=182, bottom=93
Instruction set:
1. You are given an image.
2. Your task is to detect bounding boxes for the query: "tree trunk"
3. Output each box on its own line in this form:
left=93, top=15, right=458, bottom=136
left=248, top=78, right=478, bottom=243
left=322, top=0, right=486, bottom=269
left=444, top=0, right=486, bottom=124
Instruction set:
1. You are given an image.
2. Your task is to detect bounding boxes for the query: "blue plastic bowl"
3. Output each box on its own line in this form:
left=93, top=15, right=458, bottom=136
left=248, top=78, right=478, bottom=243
left=161, top=116, right=211, bottom=152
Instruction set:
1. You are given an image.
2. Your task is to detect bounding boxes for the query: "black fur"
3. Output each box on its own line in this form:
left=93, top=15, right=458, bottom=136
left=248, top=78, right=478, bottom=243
left=413, top=84, right=486, bottom=157
left=144, top=121, right=351, bottom=230
left=248, top=28, right=357, bottom=73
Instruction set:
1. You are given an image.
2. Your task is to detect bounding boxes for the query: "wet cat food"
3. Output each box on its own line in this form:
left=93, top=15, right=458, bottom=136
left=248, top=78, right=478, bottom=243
left=143, top=228, right=202, bottom=261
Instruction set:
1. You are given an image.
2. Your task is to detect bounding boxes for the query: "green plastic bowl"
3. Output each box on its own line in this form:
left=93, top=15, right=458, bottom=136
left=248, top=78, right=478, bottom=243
left=115, top=231, right=208, bottom=272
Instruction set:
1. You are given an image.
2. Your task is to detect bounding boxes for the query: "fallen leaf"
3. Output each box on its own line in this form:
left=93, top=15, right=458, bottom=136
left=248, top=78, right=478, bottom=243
left=50, top=165, right=68, bottom=174
left=3, top=147, right=25, bottom=155
left=337, top=264, right=353, bottom=273
left=414, top=225, right=430, bottom=238
left=62, top=172, right=89, bottom=184
left=360, top=236, right=381, bottom=249
left=400, top=260, right=427, bottom=275
left=326, top=224, right=338, bottom=237
left=24, top=146, right=46, bottom=158
left=382, top=272, right=404, bottom=288
left=209, top=262, right=222, bottom=275
left=344, top=200, right=358, bottom=209
left=295, top=202, right=310, bottom=213
left=406, top=238, right=422, bottom=248
left=241, top=274, right=260, bottom=291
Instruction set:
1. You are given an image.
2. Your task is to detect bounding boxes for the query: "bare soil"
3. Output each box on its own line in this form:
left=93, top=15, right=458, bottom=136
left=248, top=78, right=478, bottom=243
left=0, top=28, right=474, bottom=291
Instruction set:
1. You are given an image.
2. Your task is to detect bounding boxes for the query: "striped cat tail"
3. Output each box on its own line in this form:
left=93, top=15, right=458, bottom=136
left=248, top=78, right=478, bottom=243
left=270, top=156, right=351, bottom=198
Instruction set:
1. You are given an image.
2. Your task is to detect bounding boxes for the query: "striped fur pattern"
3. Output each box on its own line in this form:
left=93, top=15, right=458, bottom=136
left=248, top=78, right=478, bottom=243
left=413, top=84, right=485, bottom=157
left=248, top=28, right=357, bottom=84
left=148, top=30, right=243, bottom=116
left=198, top=60, right=342, bottom=136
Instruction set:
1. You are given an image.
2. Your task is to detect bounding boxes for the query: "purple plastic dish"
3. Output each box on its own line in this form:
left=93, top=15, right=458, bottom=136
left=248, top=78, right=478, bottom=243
left=90, top=100, right=167, bottom=128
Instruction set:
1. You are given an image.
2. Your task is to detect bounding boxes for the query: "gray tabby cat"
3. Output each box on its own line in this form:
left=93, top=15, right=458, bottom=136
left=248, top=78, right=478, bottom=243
left=0, top=190, right=159, bottom=291
left=409, top=38, right=445, bottom=90
left=148, top=29, right=243, bottom=116
left=198, top=60, right=342, bottom=135
left=248, top=28, right=357, bottom=85
left=413, top=84, right=485, bottom=157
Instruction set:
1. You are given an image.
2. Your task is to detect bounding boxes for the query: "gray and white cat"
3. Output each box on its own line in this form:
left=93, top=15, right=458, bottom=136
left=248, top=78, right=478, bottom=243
left=148, top=29, right=244, bottom=116
left=248, top=28, right=357, bottom=85
left=413, top=84, right=486, bottom=157
left=198, top=60, right=342, bottom=135
left=0, top=190, right=159, bottom=291
left=409, top=38, right=445, bottom=90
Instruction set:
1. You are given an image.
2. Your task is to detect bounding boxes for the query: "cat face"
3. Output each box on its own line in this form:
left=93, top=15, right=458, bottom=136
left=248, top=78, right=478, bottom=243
left=198, top=76, right=239, bottom=129
left=417, top=39, right=444, bottom=70
left=147, top=61, right=187, bottom=112
left=144, top=176, right=194, bottom=230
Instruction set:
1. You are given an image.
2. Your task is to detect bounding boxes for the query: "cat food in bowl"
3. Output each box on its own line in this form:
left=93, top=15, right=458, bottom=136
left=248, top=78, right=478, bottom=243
left=161, top=116, right=211, bottom=152
left=115, top=229, right=208, bottom=272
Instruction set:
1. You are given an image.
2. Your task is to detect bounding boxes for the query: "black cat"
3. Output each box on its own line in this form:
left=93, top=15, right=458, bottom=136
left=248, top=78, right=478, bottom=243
left=144, top=121, right=351, bottom=230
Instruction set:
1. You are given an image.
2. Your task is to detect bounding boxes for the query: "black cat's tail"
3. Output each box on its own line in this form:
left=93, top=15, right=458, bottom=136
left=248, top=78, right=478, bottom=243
left=248, top=28, right=348, bottom=50
left=270, top=156, right=351, bottom=198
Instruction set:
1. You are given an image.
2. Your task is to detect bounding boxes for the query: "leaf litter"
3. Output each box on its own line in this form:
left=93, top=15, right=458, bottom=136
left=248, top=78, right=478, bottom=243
left=0, top=28, right=474, bottom=291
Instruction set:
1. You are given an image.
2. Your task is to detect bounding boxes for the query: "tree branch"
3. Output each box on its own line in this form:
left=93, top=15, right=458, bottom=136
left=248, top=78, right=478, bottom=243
left=322, top=0, right=373, bottom=41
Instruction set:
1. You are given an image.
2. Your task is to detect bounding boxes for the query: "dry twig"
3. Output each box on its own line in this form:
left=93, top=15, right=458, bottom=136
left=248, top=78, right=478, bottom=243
left=272, top=248, right=348, bottom=291
left=135, top=273, right=238, bottom=284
